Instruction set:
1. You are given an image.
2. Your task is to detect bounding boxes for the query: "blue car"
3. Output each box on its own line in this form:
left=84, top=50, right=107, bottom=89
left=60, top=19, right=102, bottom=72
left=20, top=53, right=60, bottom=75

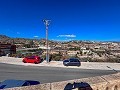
left=63, top=58, right=81, bottom=67
left=0, top=79, right=40, bottom=89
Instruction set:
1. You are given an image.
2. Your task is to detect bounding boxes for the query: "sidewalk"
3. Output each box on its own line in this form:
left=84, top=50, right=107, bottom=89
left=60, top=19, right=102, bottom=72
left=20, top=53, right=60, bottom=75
left=0, top=56, right=120, bottom=71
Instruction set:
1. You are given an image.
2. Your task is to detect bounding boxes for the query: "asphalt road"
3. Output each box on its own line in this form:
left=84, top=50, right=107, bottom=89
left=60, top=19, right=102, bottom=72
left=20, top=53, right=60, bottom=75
left=0, top=63, right=118, bottom=84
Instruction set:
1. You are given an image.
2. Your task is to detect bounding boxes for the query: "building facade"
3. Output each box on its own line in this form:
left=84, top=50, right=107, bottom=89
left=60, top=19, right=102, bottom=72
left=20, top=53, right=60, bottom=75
left=0, top=43, right=16, bottom=56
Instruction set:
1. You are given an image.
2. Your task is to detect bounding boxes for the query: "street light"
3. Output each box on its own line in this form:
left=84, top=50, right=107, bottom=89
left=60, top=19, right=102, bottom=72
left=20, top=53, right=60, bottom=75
left=43, top=19, right=51, bottom=63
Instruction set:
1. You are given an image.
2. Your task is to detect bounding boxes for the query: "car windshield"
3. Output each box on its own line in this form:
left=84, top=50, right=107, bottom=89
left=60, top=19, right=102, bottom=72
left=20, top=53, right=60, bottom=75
left=64, top=60, right=69, bottom=62
left=27, top=56, right=35, bottom=59
left=70, top=59, right=79, bottom=62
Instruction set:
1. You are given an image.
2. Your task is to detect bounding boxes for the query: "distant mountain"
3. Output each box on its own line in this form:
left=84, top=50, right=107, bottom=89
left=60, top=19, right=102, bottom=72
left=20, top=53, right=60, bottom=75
left=0, top=35, right=11, bottom=43
left=0, top=35, right=10, bottom=39
left=0, top=35, right=30, bottom=44
left=0, top=34, right=120, bottom=45
left=0, top=35, right=46, bottom=44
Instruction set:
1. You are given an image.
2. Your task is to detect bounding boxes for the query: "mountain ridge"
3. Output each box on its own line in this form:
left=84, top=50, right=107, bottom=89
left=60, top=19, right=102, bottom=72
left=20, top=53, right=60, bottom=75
left=0, top=34, right=120, bottom=44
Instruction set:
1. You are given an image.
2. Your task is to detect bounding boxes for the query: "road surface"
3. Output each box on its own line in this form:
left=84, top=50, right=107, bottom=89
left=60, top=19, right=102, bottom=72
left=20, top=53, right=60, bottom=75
left=0, top=63, right=118, bottom=84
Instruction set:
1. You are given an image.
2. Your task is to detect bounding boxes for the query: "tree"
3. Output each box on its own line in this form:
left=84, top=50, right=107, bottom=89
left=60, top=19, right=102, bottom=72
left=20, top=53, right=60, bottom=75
left=51, top=53, right=62, bottom=61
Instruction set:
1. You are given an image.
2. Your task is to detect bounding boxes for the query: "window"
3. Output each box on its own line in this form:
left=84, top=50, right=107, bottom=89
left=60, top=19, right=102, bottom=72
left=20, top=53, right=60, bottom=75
left=28, top=56, right=35, bottom=59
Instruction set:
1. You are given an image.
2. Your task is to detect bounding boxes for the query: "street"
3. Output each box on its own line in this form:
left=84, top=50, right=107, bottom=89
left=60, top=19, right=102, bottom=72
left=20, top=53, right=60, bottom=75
left=0, top=63, right=117, bottom=84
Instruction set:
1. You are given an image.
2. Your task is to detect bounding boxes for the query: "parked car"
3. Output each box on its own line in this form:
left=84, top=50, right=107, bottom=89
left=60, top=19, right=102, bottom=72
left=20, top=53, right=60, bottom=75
left=23, top=56, right=41, bottom=64
left=0, top=79, right=40, bottom=89
left=63, top=58, right=81, bottom=67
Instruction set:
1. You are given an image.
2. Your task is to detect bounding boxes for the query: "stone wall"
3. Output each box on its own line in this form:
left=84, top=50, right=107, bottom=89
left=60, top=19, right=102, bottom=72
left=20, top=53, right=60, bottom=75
left=3, top=73, right=120, bottom=90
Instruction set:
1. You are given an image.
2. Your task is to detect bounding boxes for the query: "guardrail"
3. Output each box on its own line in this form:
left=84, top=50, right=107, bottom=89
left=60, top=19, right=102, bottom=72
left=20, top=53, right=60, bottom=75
left=3, top=73, right=120, bottom=90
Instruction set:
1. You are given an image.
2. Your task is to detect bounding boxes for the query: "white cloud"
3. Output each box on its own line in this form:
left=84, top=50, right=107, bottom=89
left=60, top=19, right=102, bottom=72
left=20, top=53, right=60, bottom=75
left=57, top=34, right=76, bottom=38
left=16, top=32, right=20, bottom=34
left=33, top=36, right=39, bottom=38
left=51, top=38, right=74, bottom=42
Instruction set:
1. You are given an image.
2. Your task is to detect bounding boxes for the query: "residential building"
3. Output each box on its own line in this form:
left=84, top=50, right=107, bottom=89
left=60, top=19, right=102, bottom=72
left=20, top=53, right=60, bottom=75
left=0, top=43, right=16, bottom=56
left=67, top=50, right=80, bottom=56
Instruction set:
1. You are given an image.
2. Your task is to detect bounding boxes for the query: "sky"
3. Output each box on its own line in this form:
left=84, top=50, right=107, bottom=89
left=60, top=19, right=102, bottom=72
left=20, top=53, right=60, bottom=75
left=0, top=0, right=120, bottom=41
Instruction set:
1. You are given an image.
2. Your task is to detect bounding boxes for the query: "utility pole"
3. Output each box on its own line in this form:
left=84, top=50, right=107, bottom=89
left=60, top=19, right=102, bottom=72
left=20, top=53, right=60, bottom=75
left=43, top=19, right=51, bottom=63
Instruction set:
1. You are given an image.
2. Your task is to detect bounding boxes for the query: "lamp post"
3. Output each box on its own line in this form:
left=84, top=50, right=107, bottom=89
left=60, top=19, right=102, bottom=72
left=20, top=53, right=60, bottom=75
left=43, top=19, right=51, bottom=63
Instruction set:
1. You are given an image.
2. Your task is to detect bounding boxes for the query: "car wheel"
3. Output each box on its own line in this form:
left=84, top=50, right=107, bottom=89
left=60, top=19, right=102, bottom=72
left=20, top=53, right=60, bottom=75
left=34, top=62, right=38, bottom=64
left=65, top=65, right=68, bottom=67
left=23, top=61, right=27, bottom=63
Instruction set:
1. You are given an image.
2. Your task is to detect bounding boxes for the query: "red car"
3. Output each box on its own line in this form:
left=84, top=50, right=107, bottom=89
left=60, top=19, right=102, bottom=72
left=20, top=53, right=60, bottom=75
left=23, top=56, right=41, bottom=64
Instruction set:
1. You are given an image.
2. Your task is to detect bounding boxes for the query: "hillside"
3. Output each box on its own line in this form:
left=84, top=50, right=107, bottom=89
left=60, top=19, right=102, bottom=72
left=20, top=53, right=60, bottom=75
left=0, top=35, right=39, bottom=44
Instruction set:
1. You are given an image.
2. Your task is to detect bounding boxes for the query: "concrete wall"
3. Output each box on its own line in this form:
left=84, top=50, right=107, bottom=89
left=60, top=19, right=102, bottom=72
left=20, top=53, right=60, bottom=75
left=3, top=73, right=120, bottom=90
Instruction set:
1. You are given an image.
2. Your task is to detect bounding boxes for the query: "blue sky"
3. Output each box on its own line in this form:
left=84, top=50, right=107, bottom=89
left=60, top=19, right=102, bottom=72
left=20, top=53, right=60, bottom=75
left=0, top=0, right=120, bottom=41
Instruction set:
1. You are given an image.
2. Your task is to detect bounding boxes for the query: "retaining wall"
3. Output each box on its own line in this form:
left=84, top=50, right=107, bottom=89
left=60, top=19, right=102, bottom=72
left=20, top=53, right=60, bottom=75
left=3, top=73, right=120, bottom=90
